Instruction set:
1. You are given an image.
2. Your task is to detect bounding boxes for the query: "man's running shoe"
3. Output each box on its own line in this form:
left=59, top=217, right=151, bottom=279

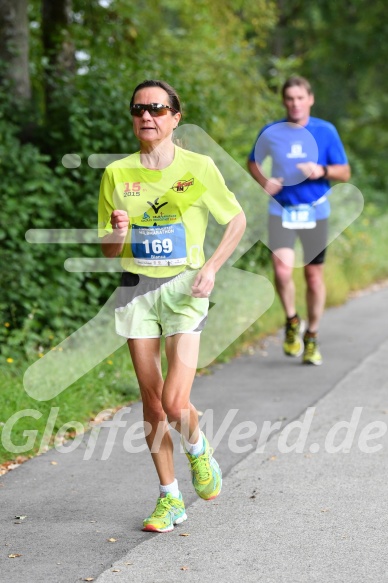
left=283, top=315, right=303, bottom=357
left=302, top=333, right=322, bottom=366
left=183, top=432, right=222, bottom=501
left=142, top=492, right=187, bottom=533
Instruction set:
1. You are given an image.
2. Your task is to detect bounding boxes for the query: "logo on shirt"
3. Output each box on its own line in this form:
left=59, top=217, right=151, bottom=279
left=171, top=178, right=194, bottom=192
left=123, top=181, right=141, bottom=196
left=286, top=143, right=307, bottom=159
left=147, top=197, right=168, bottom=214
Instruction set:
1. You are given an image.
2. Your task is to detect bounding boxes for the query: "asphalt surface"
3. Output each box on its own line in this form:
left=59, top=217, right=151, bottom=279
left=1, top=284, right=388, bottom=583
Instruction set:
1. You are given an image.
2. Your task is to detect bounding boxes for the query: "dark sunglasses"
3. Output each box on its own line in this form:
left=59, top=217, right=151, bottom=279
left=130, top=103, right=178, bottom=117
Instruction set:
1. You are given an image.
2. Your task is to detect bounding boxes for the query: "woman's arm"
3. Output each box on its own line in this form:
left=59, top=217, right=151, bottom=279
left=101, top=210, right=130, bottom=258
left=191, top=210, right=246, bottom=298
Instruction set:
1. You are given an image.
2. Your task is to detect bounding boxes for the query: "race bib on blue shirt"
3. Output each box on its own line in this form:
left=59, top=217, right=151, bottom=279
left=131, top=223, right=187, bottom=266
left=282, top=204, right=316, bottom=229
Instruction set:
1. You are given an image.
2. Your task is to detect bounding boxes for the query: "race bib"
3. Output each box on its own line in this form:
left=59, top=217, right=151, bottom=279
left=282, top=204, right=316, bottom=229
left=131, top=224, right=187, bottom=266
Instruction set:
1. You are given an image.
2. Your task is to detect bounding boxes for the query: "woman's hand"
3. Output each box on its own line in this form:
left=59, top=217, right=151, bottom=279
left=101, top=210, right=130, bottom=258
left=110, top=209, right=130, bottom=233
left=191, top=265, right=215, bottom=298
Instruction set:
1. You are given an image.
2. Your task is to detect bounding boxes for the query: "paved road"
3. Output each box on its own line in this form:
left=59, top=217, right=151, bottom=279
left=1, top=285, right=388, bottom=583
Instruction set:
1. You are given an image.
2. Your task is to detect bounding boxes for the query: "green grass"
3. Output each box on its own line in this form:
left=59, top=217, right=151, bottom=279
left=0, top=344, right=140, bottom=464
left=1, top=210, right=388, bottom=465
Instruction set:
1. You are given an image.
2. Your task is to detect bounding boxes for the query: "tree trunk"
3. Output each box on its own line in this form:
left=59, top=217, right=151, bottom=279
left=42, top=0, right=75, bottom=77
left=41, top=0, right=75, bottom=149
left=0, top=0, right=31, bottom=101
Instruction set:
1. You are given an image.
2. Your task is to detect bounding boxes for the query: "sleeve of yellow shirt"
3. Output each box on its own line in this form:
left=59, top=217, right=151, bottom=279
left=98, top=168, right=115, bottom=237
left=201, top=157, right=242, bottom=225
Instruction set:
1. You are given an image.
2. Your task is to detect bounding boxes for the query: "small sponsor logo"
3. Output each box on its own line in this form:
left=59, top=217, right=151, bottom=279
left=171, top=178, right=194, bottom=192
left=286, top=143, right=307, bottom=159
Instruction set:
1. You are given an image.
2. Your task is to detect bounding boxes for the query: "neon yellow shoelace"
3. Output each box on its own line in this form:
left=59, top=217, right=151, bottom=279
left=152, top=496, right=175, bottom=517
left=304, top=339, right=316, bottom=357
left=190, top=451, right=212, bottom=482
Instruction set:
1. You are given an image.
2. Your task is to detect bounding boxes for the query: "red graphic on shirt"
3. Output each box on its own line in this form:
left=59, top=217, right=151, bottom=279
left=171, top=178, right=194, bottom=192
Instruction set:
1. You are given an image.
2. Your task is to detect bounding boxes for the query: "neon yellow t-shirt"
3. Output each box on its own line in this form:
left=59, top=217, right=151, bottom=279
left=98, top=145, right=242, bottom=277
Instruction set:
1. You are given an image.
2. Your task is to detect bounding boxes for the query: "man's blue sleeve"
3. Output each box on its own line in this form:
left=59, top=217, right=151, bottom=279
left=248, top=130, right=266, bottom=163
left=326, top=124, right=348, bottom=165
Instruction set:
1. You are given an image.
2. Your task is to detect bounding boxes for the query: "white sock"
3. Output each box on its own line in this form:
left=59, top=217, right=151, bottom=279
left=159, top=479, right=180, bottom=499
left=184, top=432, right=204, bottom=456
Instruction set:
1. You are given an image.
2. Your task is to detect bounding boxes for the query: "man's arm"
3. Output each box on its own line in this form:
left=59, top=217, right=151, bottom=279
left=191, top=211, right=246, bottom=298
left=297, top=162, right=351, bottom=182
left=323, top=163, right=351, bottom=182
left=247, top=159, right=284, bottom=196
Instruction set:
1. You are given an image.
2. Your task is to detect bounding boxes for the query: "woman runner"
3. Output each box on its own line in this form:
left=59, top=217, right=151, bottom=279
left=98, top=79, right=246, bottom=532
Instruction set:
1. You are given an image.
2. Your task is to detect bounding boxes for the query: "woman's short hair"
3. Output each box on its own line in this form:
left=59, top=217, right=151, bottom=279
left=129, top=80, right=182, bottom=114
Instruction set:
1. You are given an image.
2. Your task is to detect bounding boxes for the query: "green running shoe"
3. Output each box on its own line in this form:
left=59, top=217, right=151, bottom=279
left=142, top=492, right=187, bottom=533
left=183, top=432, right=222, bottom=501
left=302, top=334, right=322, bottom=365
left=283, top=316, right=303, bottom=357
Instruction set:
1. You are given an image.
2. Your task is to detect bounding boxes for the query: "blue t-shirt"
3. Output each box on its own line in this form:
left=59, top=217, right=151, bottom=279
left=248, top=117, right=348, bottom=219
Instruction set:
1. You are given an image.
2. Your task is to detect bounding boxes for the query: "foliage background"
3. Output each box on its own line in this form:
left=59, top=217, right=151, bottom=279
left=1, top=0, right=277, bottom=356
left=1, top=0, right=388, bottom=368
